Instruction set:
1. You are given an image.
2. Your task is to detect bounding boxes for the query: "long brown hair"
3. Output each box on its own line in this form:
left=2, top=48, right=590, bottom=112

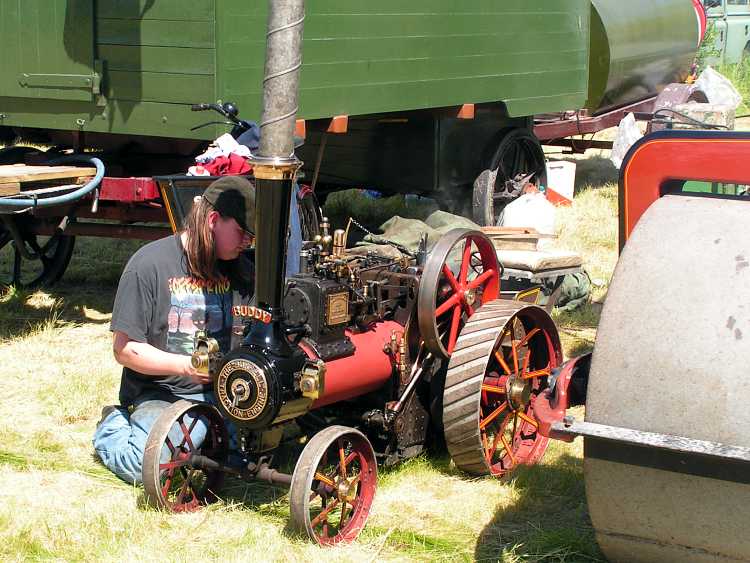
left=182, top=197, right=220, bottom=283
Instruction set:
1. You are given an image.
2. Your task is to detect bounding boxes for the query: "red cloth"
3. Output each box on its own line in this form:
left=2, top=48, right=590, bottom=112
left=201, top=153, right=251, bottom=176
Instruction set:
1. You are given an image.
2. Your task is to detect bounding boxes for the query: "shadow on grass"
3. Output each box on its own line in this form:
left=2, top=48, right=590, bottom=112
left=0, top=282, right=114, bottom=340
left=474, top=454, right=605, bottom=562
left=0, top=237, right=144, bottom=340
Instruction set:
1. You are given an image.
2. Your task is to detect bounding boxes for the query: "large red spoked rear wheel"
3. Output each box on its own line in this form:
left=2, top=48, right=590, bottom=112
left=289, top=426, right=377, bottom=545
left=418, top=228, right=500, bottom=360
left=442, top=301, right=561, bottom=476
left=142, top=400, right=228, bottom=512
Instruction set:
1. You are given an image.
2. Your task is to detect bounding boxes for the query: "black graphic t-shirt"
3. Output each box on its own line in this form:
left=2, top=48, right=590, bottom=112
left=111, top=235, right=252, bottom=406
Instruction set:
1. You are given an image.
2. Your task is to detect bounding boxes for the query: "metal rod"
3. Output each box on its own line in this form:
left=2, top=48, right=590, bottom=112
left=189, top=455, right=293, bottom=487
left=311, top=131, right=327, bottom=192
left=552, top=419, right=750, bottom=464
left=188, top=454, right=244, bottom=476
left=386, top=346, right=430, bottom=419
left=255, top=462, right=293, bottom=487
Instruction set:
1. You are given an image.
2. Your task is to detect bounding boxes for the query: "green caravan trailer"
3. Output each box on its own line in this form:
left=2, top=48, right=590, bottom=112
left=0, top=0, right=701, bottom=202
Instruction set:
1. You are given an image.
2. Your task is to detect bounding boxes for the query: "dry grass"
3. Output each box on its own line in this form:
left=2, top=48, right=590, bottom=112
left=0, top=154, right=620, bottom=561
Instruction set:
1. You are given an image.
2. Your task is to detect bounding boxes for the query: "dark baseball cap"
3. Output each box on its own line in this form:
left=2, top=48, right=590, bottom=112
left=202, top=176, right=256, bottom=234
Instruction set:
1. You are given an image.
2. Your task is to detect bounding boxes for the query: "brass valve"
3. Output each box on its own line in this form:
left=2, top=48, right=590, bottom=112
left=190, top=331, right=220, bottom=376
left=398, top=332, right=408, bottom=384
left=320, top=217, right=332, bottom=256
left=298, top=360, right=326, bottom=400
left=387, top=330, right=408, bottom=384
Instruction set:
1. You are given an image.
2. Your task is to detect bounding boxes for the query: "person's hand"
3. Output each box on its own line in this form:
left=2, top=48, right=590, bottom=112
left=181, top=355, right=212, bottom=385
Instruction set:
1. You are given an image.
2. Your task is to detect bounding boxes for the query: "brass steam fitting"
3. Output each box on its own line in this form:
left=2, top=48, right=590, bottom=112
left=320, top=217, right=332, bottom=256
left=333, top=228, right=347, bottom=257
left=299, top=360, right=326, bottom=400
left=398, top=333, right=408, bottom=384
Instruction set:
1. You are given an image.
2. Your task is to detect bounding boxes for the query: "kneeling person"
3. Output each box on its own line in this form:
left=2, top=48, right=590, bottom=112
left=93, top=176, right=256, bottom=484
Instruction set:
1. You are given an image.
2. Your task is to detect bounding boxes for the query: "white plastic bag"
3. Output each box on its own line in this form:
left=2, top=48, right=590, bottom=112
left=610, top=113, right=643, bottom=169
left=500, top=193, right=556, bottom=236
left=695, top=67, right=742, bottom=110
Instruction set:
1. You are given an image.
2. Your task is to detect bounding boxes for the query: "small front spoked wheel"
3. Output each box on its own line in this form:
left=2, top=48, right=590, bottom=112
left=142, top=399, right=229, bottom=512
left=289, top=426, right=377, bottom=545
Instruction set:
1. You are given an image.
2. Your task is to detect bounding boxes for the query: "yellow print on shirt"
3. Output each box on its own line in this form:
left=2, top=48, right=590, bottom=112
left=168, top=276, right=230, bottom=296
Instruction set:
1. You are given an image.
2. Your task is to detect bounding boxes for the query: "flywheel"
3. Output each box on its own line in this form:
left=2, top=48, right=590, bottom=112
left=417, top=228, right=500, bottom=360
left=442, top=300, right=562, bottom=476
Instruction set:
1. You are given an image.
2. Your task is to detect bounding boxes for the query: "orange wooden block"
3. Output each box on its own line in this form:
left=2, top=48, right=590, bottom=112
left=327, top=115, right=348, bottom=133
left=457, top=104, right=475, bottom=119
left=295, top=119, right=306, bottom=139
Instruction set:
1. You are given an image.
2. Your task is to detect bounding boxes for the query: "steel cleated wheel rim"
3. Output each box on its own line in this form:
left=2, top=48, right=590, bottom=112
left=443, top=301, right=562, bottom=477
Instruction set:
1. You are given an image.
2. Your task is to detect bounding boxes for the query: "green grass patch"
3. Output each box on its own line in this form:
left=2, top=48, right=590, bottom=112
left=0, top=524, right=57, bottom=561
left=717, top=60, right=750, bottom=115
left=40, top=361, right=119, bottom=424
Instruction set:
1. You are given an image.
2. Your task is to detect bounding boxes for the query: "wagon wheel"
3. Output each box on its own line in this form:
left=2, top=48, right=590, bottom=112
left=142, top=400, right=229, bottom=512
left=289, top=426, right=377, bottom=545
left=297, top=185, right=322, bottom=240
left=0, top=218, right=75, bottom=289
left=442, top=300, right=562, bottom=477
left=417, top=229, right=500, bottom=360
left=472, top=128, right=547, bottom=226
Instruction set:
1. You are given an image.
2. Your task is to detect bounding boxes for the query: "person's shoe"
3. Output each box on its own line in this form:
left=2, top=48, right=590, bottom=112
left=97, top=405, right=124, bottom=427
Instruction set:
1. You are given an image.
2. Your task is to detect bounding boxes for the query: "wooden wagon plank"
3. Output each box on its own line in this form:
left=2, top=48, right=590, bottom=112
left=0, top=165, right=97, bottom=183
left=0, top=182, right=21, bottom=196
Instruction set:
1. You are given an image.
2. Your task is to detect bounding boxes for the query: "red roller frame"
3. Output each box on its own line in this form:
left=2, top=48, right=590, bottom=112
left=534, top=354, right=590, bottom=442
left=619, top=131, right=750, bottom=251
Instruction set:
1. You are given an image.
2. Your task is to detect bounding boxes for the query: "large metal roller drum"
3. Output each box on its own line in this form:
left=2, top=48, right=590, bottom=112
left=587, top=0, right=701, bottom=113
left=585, top=195, right=750, bottom=562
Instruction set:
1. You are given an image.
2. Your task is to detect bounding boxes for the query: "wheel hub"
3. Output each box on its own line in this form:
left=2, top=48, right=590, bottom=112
left=507, top=376, right=532, bottom=411
left=230, top=378, right=252, bottom=402
left=336, top=477, right=357, bottom=503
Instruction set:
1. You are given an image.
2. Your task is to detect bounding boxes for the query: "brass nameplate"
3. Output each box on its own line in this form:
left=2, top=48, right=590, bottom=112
left=326, top=292, right=349, bottom=325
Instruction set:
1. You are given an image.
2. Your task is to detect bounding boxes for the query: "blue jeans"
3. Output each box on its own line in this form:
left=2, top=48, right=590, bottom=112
left=92, top=390, right=213, bottom=485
